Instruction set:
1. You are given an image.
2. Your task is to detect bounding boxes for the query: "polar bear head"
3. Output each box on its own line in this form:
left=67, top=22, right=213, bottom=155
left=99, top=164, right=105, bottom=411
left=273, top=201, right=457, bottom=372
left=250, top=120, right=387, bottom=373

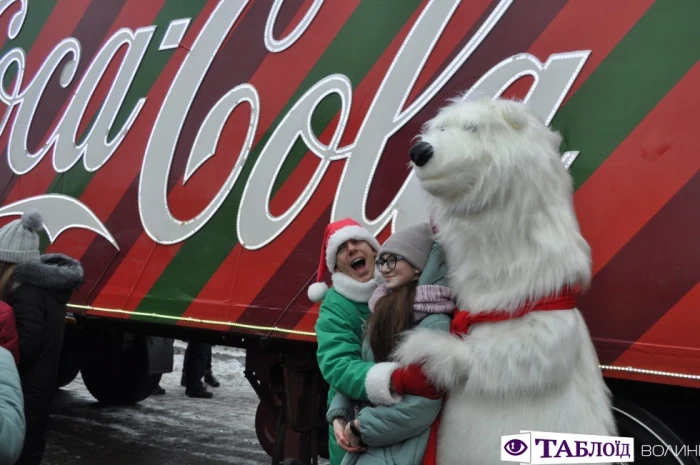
left=409, top=97, right=570, bottom=216
left=409, top=97, right=592, bottom=305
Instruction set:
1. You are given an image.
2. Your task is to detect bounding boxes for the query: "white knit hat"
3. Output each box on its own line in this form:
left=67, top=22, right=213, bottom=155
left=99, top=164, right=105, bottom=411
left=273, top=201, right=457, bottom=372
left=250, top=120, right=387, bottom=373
left=307, top=218, right=381, bottom=302
left=0, top=210, right=43, bottom=264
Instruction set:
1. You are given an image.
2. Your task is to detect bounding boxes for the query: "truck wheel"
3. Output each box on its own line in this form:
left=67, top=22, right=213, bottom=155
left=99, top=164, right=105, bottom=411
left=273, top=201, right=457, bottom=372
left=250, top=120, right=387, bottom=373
left=613, top=397, right=699, bottom=465
left=255, top=401, right=278, bottom=457
left=81, top=362, right=161, bottom=405
left=80, top=336, right=162, bottom=405
left=56, top=350, right=81, bottom=388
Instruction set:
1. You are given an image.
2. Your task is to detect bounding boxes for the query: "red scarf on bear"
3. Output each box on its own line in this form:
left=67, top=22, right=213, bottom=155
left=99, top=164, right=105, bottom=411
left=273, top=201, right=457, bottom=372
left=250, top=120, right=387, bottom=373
left=419, top=290, right=578, bottom=465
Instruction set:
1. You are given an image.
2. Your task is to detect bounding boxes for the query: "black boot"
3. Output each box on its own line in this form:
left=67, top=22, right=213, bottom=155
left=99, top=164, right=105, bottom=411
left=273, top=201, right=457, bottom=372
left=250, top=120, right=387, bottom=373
left=204, top=369, right=220, bottom=388
left=152, top=384, right=166, bottom=396
left=186, top=386, right=213, bottom=399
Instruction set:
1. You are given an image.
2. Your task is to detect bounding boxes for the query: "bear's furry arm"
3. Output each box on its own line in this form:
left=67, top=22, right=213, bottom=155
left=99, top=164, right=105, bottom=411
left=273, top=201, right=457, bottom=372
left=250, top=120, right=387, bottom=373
left=393, top=310, right=581, bottom=395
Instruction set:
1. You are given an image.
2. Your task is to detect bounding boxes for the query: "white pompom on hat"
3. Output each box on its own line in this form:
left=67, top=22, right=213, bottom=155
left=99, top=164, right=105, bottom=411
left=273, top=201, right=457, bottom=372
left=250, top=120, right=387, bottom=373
left=307, top=218, right=381, bottom=302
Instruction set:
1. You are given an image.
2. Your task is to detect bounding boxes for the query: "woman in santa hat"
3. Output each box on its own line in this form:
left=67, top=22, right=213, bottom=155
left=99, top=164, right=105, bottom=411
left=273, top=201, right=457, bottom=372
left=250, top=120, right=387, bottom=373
left=320, top=222, right=454, bottom=465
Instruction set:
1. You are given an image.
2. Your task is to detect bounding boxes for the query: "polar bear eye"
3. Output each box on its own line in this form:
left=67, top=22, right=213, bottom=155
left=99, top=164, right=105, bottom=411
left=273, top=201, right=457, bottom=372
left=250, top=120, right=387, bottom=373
left=464, top=124, right=477, bottom=132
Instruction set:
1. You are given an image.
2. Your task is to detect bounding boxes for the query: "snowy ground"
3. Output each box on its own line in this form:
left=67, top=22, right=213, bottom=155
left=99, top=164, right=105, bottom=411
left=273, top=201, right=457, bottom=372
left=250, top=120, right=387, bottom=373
left=43, top=341, right=292, bottom=465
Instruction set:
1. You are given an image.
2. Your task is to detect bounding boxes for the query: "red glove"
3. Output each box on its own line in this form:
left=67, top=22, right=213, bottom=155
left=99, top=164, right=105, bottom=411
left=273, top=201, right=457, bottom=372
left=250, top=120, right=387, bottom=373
left=391, top=364, right=442, bottom=399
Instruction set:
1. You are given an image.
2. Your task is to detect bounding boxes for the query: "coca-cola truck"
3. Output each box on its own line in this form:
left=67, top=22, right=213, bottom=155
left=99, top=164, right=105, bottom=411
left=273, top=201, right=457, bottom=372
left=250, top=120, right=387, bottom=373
left=0, top=0, right=697, bottom=462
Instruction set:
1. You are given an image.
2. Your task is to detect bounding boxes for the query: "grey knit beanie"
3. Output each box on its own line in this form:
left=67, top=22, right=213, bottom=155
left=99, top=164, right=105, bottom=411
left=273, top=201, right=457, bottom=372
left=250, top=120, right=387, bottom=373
left=0, top=210, right=43, bottom=264
left=379, top=222, right=434, bottom=271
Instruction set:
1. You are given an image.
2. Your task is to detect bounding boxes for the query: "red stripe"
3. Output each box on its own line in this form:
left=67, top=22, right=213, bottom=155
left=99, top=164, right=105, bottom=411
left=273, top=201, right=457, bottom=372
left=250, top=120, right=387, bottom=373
left=289, top=303, right=320, bottom=341
left=74, top=0, right=167, bottom=143
left=81, top=0, right=219, bottom=314
left=610, top=283, right=700, bottom=388
left=0, top=0, right=93, bottom=199
left=575, top=62, right=700, bottom=276
left=504, top=0, right=654, bottom=103
left=183, top=0, right=479, bottom=326
left=90, top=0, right=360, bottom=314
left=404, top=0, right=492, bottom=108
left=582, top=171, right=700, bottom=365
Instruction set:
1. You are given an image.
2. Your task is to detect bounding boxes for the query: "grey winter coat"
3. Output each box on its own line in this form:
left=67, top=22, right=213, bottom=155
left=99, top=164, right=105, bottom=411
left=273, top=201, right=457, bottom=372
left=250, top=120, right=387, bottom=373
left=326, top=313, right=450, bottom=465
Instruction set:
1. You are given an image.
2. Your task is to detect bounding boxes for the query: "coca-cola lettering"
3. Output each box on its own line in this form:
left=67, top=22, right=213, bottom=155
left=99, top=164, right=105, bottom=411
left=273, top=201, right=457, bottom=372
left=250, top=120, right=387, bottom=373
left=264, top=0, right=323, bottom=53
left=0, top=47, right=25, bottom=136
left=8, top=38, right=81, bottom=174
left=139, top=0, right=251, bottom=245
left=463, top=52, right=590, bottom=126
left=159, top=18, right=191, bottom=51
left=0, top=0, right=26, bottom=40
left=53, top=26, right=155, bottom=173
left=237, top=75, right=353, bottom=250
left=0, top=0, right=588, bottom=251
left=332, top=0, right=469, bottom=238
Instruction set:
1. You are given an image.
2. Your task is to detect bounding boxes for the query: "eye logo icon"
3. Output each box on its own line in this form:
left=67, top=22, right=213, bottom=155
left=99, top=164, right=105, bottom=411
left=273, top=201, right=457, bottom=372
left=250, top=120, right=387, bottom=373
left=504, top=439, right=528, bottom=456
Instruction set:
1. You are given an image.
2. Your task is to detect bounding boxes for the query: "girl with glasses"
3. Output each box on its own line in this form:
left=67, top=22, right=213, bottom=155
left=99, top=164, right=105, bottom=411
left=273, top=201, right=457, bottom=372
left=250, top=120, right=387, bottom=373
left=325, top=222, right=454, bottom=465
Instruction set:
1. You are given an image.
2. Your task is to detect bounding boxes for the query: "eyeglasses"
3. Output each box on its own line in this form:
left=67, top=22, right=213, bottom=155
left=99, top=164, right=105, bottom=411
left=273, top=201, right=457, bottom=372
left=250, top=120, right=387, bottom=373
left=375, top=255, right=405, bottom=271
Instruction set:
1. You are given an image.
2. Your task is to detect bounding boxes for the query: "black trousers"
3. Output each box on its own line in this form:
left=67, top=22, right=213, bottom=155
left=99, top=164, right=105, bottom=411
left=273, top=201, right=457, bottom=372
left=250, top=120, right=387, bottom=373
left=15, top=402, right=49, bottom=465
left=184, top=342, right=211, bottom=390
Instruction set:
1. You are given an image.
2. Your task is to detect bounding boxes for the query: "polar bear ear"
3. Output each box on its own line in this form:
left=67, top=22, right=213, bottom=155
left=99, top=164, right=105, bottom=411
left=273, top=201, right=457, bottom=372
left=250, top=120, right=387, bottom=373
left=501, top=103, right=528, bottom=132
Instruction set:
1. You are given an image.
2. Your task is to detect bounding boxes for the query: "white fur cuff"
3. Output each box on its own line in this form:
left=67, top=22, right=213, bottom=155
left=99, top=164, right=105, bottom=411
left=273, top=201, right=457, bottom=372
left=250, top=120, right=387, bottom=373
left=366, top=362, right=402, bottom=406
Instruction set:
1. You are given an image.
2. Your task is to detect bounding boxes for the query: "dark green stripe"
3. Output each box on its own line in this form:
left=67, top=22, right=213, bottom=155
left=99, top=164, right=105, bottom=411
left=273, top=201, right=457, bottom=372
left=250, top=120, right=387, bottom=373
left=47, top=0, right=207, bottom=202
left=1, top=0, right=59, bottom=88
left=135, top=0, right=424, bottom=321
left=554, top=0, right=700, bottom=190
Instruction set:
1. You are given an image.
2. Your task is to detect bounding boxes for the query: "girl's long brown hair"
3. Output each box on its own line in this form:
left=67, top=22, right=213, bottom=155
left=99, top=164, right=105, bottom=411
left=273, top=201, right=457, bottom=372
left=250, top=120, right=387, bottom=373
left=366, top=280, right=418, bottom=362
left=0, top=261, right=15, bottom=302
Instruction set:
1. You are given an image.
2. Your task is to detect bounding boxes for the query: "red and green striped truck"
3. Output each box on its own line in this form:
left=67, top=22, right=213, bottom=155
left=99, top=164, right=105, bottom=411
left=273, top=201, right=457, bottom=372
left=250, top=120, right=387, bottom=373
left=0, top=0, right=698, bottom=462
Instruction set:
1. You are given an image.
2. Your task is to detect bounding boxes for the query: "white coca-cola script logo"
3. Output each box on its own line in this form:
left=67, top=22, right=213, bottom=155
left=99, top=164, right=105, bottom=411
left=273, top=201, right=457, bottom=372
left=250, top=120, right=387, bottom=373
left=0, top=0, right=586, bottom=250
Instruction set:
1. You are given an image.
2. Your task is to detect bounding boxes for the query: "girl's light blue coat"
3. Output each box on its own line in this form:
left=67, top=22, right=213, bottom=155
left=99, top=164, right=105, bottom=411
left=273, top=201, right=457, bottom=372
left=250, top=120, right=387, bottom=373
left=0, top=346, right=26, bottom=465
left=326, top=313, right=449, bottom=465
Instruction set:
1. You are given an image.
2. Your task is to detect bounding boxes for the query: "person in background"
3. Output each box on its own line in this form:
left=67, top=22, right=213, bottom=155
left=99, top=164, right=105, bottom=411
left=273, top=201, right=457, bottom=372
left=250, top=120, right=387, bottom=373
left=182, top=341, right=215, bottom=398
left=180, top=343, right=220, bottom=391
left=0, top=345, right=25, bottom=465
left=0, top=210, right=84, bottom=465
left=0, top=286, right=25, bottom=465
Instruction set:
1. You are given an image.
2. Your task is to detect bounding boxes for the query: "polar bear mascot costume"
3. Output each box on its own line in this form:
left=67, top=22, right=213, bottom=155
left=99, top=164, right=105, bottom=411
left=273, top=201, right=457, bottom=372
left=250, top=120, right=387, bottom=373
left=365, top=97, right=617, bottom=465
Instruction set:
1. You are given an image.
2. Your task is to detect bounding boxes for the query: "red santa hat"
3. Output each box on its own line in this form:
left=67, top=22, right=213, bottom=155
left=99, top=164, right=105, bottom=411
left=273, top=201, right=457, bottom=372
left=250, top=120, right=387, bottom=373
left=307, top=218, right=381, bottom=302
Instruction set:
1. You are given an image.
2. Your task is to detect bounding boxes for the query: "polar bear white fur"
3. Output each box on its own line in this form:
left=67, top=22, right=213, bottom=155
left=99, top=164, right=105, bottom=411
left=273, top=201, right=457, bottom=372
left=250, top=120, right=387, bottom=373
left=371, top=98, right=617, bottom=465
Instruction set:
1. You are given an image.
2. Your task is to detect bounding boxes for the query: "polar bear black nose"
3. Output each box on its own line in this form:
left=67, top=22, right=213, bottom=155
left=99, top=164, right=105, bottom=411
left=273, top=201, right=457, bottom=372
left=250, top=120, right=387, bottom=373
left=410, top=141, right=433, bottom=167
